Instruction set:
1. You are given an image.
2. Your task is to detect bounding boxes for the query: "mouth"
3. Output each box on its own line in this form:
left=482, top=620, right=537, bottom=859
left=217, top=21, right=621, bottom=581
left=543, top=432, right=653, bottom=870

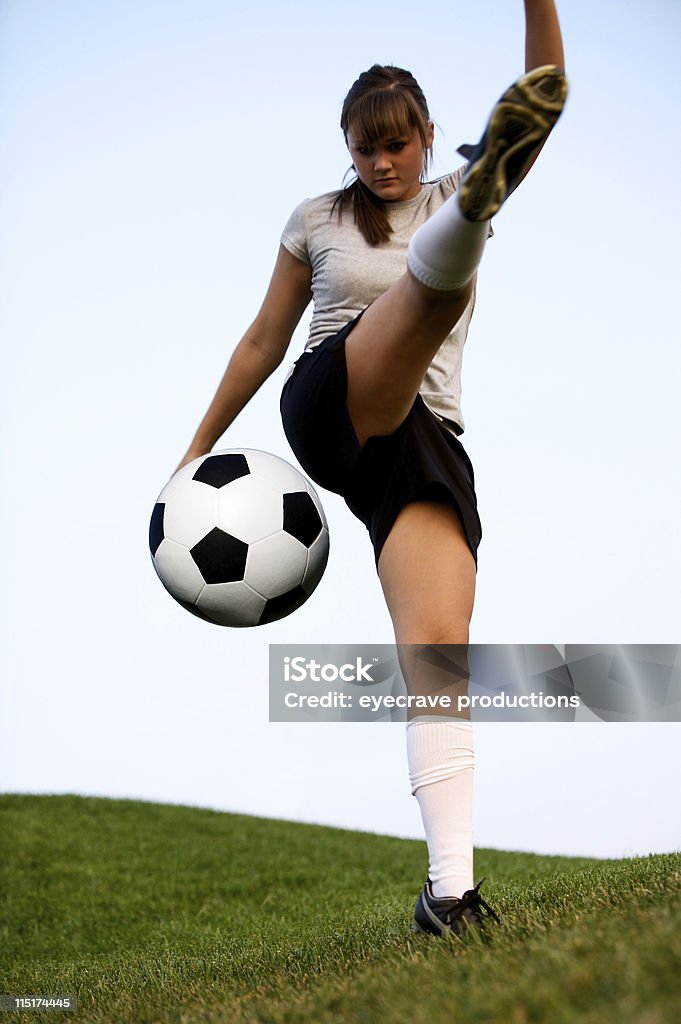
left=375, top=178, right=398, bottom=185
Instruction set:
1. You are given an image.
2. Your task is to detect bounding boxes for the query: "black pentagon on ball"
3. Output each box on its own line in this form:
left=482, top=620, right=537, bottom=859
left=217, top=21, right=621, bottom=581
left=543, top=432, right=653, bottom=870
left=259, top=586, right=309, bottom=625
left=149, top=502, right=165, bottom=557
left=282, top=491, right=323, bottom=547
left=190, top=527, right=248, bottom=584
left=192, top=453, right=250, bottom=488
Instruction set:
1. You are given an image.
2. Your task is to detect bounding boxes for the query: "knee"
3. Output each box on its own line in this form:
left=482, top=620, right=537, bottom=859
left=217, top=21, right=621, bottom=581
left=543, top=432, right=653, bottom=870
left=397, top=623, right=470, bottom=646
left=404, top=267, right=473, bottom=313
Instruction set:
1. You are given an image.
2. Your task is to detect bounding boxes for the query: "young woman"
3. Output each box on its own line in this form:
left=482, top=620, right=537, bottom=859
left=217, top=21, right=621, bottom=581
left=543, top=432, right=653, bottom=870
left=177, top=0, right=567, bottom=938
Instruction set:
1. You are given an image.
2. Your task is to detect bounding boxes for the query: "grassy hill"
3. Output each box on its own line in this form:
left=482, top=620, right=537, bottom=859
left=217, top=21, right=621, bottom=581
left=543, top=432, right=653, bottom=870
left=1, top=794, right=679, bottom=1024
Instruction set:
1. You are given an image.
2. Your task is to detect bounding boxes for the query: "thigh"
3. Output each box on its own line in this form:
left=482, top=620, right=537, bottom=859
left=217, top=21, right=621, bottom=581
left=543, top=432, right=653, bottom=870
left=344, top=272, right=473, bottom=448
left=378, top=500, right=476, bottom=643
left=378, top=500, right=476, bottom=720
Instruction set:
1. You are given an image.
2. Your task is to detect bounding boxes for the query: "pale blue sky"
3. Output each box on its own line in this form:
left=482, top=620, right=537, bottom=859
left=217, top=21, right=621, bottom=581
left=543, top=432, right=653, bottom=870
left=1, top=0, right=680, bottom=858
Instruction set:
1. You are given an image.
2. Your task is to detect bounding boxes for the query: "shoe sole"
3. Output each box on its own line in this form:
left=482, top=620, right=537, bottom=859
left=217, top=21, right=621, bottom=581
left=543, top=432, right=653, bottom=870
left=458, top=65, right=568, bottom=222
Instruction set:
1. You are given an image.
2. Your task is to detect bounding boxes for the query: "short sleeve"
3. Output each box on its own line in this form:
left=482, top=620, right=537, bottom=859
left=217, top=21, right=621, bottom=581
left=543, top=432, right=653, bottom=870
left=280, top=199, right=312, bottom=266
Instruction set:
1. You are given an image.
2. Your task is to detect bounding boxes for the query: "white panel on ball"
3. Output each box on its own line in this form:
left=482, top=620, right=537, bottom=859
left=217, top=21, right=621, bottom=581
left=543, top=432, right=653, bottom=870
left=196, top=580, right=267, bottom=627
left=156, top=459, right=207, bottom=503
left=216, top=474, right=283, bottom=543
left=301, top=528, right=330, bottom=595
left=246, top=533, right=307, bottom=598
left=161, top=481, right=220, bottom=548
left=244, top=449, right=311, bottom=494
left=154, top=539, right=206, bottom=604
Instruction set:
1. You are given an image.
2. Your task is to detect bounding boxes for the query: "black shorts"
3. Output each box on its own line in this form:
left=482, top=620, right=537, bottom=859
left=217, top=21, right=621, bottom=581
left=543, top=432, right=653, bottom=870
left=280, top=315, right=482, bottom=568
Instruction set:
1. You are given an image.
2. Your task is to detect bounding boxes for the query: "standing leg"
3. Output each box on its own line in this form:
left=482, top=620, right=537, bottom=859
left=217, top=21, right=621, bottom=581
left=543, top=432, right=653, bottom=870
left=378, top=502, right=477, bottom=898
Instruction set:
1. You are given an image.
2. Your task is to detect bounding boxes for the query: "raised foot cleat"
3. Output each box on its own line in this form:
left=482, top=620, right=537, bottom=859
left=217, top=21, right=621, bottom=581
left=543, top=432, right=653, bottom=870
left=457, top=65, right=569, bottom=222
left=413, top=877, right=501, bottom=938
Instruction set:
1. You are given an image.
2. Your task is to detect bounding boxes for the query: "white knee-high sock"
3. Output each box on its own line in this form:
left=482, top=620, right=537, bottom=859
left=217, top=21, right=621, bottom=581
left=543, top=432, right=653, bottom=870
left=406, top=717, right=474, bottom=898
left=407, top=192, right=490, bottom=291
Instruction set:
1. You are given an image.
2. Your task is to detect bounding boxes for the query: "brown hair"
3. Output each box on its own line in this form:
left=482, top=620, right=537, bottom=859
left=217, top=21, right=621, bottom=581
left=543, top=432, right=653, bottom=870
left=332, top=65, right=433, bottom=246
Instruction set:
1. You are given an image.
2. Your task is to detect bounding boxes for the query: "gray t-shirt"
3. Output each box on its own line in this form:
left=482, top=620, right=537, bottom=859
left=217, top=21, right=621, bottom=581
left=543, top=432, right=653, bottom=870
left=281, top=167, right=487, bottom=435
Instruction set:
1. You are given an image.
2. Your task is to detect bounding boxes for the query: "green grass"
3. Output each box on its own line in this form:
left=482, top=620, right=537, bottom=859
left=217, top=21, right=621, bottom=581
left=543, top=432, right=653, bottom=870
left=1, top=794, right=679, bottom=1024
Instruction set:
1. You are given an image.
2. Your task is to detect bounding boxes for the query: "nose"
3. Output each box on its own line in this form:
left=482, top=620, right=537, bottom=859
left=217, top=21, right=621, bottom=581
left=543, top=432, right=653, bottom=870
left=373, top=148, right=392, bottom=172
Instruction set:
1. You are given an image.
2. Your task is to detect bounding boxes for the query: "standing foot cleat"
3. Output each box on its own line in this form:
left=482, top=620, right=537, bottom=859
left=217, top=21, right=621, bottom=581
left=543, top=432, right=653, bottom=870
left=457, top=65, right=568, bottom=222
left=413, top=877, right=501, bottom=938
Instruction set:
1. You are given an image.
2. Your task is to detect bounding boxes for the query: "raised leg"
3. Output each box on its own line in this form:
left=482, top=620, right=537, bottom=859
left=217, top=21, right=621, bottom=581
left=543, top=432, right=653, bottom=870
left=344, top=65, right=567, bottom=449
left=345, top=271, right=475, bottom=448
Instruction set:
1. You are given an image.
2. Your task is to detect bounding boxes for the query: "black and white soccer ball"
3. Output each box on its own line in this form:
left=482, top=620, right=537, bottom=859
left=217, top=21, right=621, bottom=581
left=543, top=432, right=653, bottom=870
left=149, top=449, right=329, bottom=626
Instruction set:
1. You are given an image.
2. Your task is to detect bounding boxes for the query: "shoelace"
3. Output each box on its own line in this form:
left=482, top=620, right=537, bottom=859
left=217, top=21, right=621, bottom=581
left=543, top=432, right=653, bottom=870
left=443, top=878, right=501, bottom=927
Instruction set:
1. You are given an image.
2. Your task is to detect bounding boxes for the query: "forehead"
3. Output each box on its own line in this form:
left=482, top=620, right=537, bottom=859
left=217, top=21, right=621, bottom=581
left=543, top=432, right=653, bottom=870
left=346, top=122, right=419, bottom=145
left=345, top=89, right=419, bottom=145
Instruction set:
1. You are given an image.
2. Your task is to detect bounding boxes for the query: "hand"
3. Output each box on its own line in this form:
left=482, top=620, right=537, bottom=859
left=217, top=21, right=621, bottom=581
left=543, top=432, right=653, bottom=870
left=173, top=447, right=211, bottom=477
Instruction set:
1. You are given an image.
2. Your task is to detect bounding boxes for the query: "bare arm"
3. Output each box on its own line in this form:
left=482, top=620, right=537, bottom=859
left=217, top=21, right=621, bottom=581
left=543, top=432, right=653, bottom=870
left=524, top=0, right=565, bottom=73
left=509, top=0, right=566, bottom=189
left=175, top=245, right=312, bottom=472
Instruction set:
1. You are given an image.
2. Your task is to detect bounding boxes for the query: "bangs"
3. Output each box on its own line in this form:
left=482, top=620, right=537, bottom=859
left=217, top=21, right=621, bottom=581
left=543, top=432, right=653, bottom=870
left=346, top=88, right=426, bottom=145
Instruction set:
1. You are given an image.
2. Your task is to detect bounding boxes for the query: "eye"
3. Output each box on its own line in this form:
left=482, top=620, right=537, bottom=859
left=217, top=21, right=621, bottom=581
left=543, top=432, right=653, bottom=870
left=389, top=142, right=406, bottom=152
left=356, top=146, right=370, bottom=156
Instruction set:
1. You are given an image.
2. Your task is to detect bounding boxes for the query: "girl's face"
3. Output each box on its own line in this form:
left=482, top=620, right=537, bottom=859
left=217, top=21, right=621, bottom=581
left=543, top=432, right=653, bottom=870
left=346, top=122, right=434, bottom=202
